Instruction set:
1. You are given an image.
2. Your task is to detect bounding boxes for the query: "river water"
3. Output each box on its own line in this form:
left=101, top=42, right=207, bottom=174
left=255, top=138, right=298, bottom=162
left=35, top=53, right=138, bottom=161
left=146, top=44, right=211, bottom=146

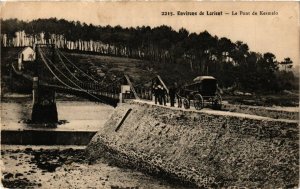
left=1, top=97, right=114, bottom=131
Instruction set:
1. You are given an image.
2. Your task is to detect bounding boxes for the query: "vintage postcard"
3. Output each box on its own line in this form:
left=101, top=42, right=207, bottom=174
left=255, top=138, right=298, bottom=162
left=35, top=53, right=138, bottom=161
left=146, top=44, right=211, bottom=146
left=1, top=1, right=299, bottom=189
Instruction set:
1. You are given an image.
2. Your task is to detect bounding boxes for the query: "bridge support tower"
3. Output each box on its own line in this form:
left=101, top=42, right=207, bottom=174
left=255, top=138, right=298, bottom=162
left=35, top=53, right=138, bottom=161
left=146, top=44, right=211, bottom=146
left=31, top=77, right=58, bottom=124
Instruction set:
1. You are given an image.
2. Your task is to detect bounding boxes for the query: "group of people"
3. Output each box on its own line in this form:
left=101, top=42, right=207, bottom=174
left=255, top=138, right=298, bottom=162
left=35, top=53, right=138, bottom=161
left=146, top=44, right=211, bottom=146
left=153, top=83, right=167, bottom=105
left=152, top=82, right=181, bottom=107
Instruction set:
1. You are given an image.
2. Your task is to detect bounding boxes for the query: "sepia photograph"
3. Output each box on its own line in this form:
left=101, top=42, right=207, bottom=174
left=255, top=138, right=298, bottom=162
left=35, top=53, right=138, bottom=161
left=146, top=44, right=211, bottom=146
left=0, top=1, right=299, bottom=188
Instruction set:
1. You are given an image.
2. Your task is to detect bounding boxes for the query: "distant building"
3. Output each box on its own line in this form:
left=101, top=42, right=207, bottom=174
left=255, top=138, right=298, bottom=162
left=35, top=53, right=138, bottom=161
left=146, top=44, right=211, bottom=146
left=18, top=46, right=35, bottom=70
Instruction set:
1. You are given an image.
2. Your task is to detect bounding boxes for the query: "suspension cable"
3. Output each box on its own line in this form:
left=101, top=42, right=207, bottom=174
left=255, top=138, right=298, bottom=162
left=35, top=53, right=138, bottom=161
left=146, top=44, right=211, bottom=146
left=57, top=47, right=128, bottom=92
left=38, top=47, right=105, bottom=102
left=39, top=46, right=136, bottom=102
left=48, top=48, right=123, bottom=92
left=40, top=48, right=82, bottom=89
left=56, top=48, right=108, bottom=90
left=39, top=47, right=78, bottom=90
left=55, top=48, right=82, bottom=82
left=56, top=48, right=99, bottom=83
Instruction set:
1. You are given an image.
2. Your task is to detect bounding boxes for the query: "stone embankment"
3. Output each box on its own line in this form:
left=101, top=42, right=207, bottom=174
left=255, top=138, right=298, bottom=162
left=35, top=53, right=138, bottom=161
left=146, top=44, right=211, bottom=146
left=86, top=101, right=299, bottom=188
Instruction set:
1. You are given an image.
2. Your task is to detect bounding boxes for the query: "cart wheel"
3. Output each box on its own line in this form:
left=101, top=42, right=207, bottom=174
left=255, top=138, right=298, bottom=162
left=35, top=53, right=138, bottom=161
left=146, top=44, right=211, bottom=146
left=183, top=98, right=190, bottom=109
left=194, top=94, right=204, bottom=110
left=212, top=94, right=222, bottom=110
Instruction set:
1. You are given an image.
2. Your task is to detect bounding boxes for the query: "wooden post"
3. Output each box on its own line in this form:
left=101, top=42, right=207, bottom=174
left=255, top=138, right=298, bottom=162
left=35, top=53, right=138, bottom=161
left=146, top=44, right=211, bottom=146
left=124, top=75, right=139, bottom=99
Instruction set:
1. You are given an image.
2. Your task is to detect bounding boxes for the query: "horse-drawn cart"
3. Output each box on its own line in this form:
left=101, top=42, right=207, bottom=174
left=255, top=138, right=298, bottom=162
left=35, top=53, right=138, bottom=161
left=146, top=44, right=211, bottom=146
left=178, top=76, right=222, bottom=110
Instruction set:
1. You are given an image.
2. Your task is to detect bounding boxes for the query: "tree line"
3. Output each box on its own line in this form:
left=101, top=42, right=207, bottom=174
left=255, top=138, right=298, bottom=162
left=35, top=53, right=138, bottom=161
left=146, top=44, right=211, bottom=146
left=1, top=18, right=297, bottom=92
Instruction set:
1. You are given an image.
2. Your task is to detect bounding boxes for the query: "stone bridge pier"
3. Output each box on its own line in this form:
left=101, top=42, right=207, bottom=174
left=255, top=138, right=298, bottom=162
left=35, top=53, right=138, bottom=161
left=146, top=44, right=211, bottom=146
left=31, top=77, right=58, bottom=124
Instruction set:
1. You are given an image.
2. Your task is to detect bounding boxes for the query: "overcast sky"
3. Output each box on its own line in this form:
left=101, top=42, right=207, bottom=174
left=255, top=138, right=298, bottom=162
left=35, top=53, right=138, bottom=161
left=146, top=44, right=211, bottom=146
left=1, top=1, right=299, bottom=66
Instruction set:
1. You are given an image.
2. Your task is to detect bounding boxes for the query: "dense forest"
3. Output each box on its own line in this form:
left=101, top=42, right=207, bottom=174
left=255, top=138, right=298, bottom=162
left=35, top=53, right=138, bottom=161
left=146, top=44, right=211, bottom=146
left=1, top=18, right=298, bottom=92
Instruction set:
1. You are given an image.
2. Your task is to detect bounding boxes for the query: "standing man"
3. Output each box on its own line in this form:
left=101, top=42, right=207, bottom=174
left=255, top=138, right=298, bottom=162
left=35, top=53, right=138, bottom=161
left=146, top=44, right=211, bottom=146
left=177, top=88, right=182, bottom=108
left=157, top=84, right=163, bottom=105
left=161, top=86, right=167, bottom=106
left=153, top=83, right=159, bottom=104
left=169, top=82, right=177, bottom=107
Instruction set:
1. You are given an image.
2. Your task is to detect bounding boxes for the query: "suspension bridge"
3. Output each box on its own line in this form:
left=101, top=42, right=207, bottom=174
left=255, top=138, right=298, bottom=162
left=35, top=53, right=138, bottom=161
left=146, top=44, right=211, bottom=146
left=11, top=44, right=168, bottom=108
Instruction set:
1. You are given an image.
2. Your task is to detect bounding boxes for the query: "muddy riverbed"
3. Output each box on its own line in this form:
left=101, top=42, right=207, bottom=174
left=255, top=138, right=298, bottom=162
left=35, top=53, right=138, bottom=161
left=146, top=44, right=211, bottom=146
left=1, top=145, right=190, bottom=189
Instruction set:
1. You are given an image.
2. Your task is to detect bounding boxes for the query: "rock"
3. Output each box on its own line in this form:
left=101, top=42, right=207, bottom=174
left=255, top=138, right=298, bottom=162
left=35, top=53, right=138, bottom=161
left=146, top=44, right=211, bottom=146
left=15, top=173, right=23, bottom=177
left=25, top=148, right=33, bottom=152
left=4, top=173, right=13, bottom=179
